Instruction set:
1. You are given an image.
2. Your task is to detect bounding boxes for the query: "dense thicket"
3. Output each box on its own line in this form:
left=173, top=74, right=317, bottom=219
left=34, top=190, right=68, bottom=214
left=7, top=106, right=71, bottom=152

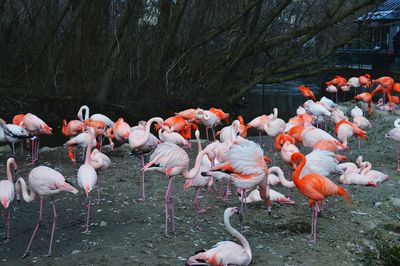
left=0, top=0, right=381, bottom=120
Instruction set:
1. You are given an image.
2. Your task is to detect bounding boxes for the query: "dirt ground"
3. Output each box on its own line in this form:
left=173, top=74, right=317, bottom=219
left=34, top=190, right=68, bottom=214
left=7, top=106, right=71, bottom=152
left=1, top=102, right=400, bottom=265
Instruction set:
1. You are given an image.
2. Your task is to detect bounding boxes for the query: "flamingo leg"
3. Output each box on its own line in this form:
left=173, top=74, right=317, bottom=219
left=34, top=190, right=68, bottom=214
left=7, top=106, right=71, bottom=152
left=169, top=180, right=175, bottom=234
left=35, top=137, right=40, bottom=163
left=83, top=194, right=91, bottom=233
left=240, top=189, right=246, bottom=231
left=200, top=189, right=208, bottom=213
left=397, top=145, right=400, bottom=173
left=164, top=176, right=173, bottom=236
left=313, top=203, right=318, bottom=243
left=23, top=197, right=44, bottom=258
left=139, top=154, right=145, bottom=201
left=335, top=92, right=338, bottom=103
left=11, top=142, right=15, bottom=157
left=205, top=127, right=209, bottom=143
left=47, top=196, right=57, bottom=257
left=211, top=127, right=216, bottom=141
left=6, top=207, right=11, bottom=241
left=224, top=180, right=232, bottom=200
left=194, top=187, right=200, bottom=214
left=96, top=181, right=101, bottom=204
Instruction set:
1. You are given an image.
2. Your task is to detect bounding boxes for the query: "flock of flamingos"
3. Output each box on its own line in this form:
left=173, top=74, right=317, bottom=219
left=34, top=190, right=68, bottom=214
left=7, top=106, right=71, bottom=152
left=1, top=74, right=400, bottom=265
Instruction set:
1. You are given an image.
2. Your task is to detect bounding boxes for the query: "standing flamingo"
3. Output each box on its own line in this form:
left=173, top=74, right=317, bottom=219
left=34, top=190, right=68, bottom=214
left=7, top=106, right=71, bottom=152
left=20, top=113, right=52, bottom=164
left=186, top=207, right=252, bottom=266
left=247, top=114, right=269, bottom=144
left=62, top=119, right=85, bottom=162
left=77, top=105, right=114, bottom=128
left=77, top=133, right=98, bottom=233
left=0, top=158, right=17, bottom=241
left=291, top=152, right=349, bottom=243
left=0, top=118, right=31, bottom=156
left=195, top=108, right=221, bottom=141
left=299, top=85, right=316, bottom=101
left=129, top=117, right=163, bottom=201
left=142, top=137, right=213, bottom=235
left=15, top=166, right=78, bottom=257
left=65, top=127, right=96, bottom=163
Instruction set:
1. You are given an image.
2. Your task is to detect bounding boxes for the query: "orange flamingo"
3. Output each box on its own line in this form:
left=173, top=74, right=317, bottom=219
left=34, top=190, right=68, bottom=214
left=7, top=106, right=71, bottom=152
left=299, top=85, right=316, bottom=101
left=12, top=114, right=25, bottom=125
left=354, top=92, right=372, bottom=114
left=209, top=107, right=229, bottom=124
left=62, top=119, right=85, bottom=162
left=275, top=133, right=296, bottom=151
left=291, top=152, right=349, bottom=243
left=372, top=76, right=394, bottom=108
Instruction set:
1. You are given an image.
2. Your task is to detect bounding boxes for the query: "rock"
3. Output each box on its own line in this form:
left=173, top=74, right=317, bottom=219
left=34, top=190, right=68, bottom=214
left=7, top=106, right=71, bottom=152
left=390, top=197, right=400, bottom=208
left=100, top=221, right=107, bottom=227
left=71, top=250, right=81, bottom=255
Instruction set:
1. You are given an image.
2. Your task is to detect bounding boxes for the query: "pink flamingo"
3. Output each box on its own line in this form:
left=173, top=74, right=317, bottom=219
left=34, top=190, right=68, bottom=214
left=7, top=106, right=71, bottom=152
left=90, top=149, right=111, bottom=171
left=0, top=158, right=17, bottom=241
left=78, top=133, right=98, bottom=233
left=238, top=188, right=295, bottom=205
left=20, top=113, right=52, bottom=164
left=113, top=118, right=131, bottom=143
left=195, top=108, right=221, bottom=141
left=0, top=118, right=31, bottom=156
left=142, top=138, right=213, bottom=236
left=77, top=105, right=114, bottom=128
left=247, top=114, right=269, bottom=144
left=65, top=127, right=96, bottom=163
left=15, top=166, right=78, bottom=257
left=187, top=207, right=252, bottom=266
left=159, top=126, right=191, bottom=147
left=129, top=117, right=163, bottom=201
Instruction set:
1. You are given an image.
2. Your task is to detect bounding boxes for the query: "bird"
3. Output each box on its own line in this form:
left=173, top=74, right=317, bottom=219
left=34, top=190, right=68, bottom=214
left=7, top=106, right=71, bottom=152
left=142, top=133, right=213, bottom=236
left=62, top=119, right=85, bottom=162
left=264, top=108, right=285, bottom=151
left=238, top=188, right=295, bottom=205
left=129, top=117, right=163, bottom=201
left=247, top=114, right=270, bottom=144
left=158, top=126, right=191, bottom=147
left=77, top=105, right=114, bottom=128
left=301, top=126, right=342, bottom=149
left=203, top=140, right=271, bottom=216
left=20, top=113, right=52, bottom=164
left=354, top=92, right=373, bottom=114
left=0, top=158, right=17, bottom=241
left=0, top=118, right=31, bottom=156
left=15, top=166, right=78, bottom=257
left=385, top=119, right=400, bottom=173
left=186, top=207, right=252, bottom=266
left=112, top=118, right=131, bottom=143
left=298, top=150, right=344, bottom=178
left=335, top=120, right=366, bottom=148
left=195, top=108, right=221, bottom=141
left=331, top=109, right=348, bottom=125
left=217, top=120, right=241, bottom=144
left=90, top=149, right=111, bottom=171
left=303, top=100, right=331, bottom=128
left=175, top=108, right=197, bottom=122
left=299, top=85, right=316, bottom=101
left=65, top=127, right=96, bottom=163
left=350, top=106, right=364, bottom=118
left=291, top=152, right=349, bottom=243
left=358, top=161, right=389, bottom=185
left=319, top=96, right=337, bottom=111
left=326, top=85, right=338, bottom=102
left=77, top=132, right=98, bottom=233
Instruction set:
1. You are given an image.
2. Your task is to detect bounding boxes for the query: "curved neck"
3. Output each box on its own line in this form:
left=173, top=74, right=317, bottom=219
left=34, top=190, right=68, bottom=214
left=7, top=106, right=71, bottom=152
left=270, top=166, right=294, bottom=188
left=196, top=131, right=202, bottom=153
left=182, top=149, right=209, bottom=179
left=78, top=106, right=89, bottom=121
left=224, top=212, right=252, bottom=260
left=136, top=117, right=163, bottom=147
left=6, top=158, right=17, bottom=182
left=292, top=154, right=305, bottom=185
left=360, top=162, right=372, bottom=175
left=394, top=119, right=400, bottom=128
left=15, top=177, right=36, bottom=202
left=90, top=152, right=102, bottom=169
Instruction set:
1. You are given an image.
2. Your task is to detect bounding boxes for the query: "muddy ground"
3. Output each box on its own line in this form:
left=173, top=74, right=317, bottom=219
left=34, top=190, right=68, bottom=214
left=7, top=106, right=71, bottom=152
left=1, top=102, right=400, bottom=265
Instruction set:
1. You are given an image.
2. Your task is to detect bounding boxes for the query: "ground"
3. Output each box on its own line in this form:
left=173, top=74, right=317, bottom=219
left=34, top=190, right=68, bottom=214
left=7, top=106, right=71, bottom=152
left=1, top=102, right=400, bottom=265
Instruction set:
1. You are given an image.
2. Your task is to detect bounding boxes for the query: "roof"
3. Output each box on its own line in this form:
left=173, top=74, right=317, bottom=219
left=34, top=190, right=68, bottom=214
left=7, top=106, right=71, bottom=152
left=358, top=0, right=400, bottom=21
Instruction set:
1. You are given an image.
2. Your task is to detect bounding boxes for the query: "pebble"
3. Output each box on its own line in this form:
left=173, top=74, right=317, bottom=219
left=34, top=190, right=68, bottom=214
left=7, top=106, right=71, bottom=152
left=71, top=250, right=81, bottom=255
left=390, top=197, right=400, bottom=207
left=100, top=221, right=107, bottom=227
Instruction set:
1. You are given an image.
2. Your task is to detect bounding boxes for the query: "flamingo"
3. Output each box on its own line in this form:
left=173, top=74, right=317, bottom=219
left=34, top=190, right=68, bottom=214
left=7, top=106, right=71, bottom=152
left=299, top=85, right=316, bottom=101
left=335, top=120, right=367, bottom=148
left=297, top=150, right=344, bottom=178
left=372, top=76, right=394, bottom=108
left=175, top=108, right=197, bottom=122
left=319, top=96, right=337, bottom=111
left=112, top=118, right=131, bottom=143
left=331, top=109, right=348, bottom=125
left=301, top=126, right=342, bottom=149
left=159, top=126, right=191, bottom=147
left=77, top=105, right=114, bottom=128
left=195, top=108, right=221, bottom=141
left=64, top=127, right=96, bottom=163
left=15, top=166, right=78, bottom=257
left=291, top=152, right=349, bottom=243
left=20, top=113, right=52, bottom=164
left=202, top=140, right=271, bottom=218
left=84, top=119, right=108, bottom=149
left=247, top=114, right=269, bottom=144
left=354, top=93, right=373, bottom=114
left=326, top=85, right=338, bottom=102
left=238, top=188, right=295, bottom=205
left=77, top=132, right=98, bottom=233
left=0, top=118, right=31, bottom=156
left=217, top=120, right=241, bottom=143
left=142, top=138, right=213, bottom=235
left=385, top=119, right=400, bottom=173
left=303, top=100, right=331, bottom=128
left=0, top=158, right=17, bottom=241
left=129, top=117, right=163, bottom=201
left=90, top=149, right=111, bottom=171
left=264, top=108, right=285, bottom=151
left=62, top=119, right=85, bottom=162
left=186, top=207, right=252, bottom=266
left=209, top=107, right=229, bottom=124
left=326, top=76, right=347, bottom=100
left=183, top=130, right=213, bottom=216
left=359, top=161, right=389, bottom=185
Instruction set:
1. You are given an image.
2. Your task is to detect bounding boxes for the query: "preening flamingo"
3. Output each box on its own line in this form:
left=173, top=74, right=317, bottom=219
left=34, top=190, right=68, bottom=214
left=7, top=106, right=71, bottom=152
left=90, top=149, right=111, bottom=171
left=77, top=105, right=114, bottom=128
left=186, top=207, right=252, bottom=266
left=15, top=166, right=78, bottom=257
left=238, top=188, right=295, bottom=205
left=291, top=152, right=349, bottom=243
left=64, top=127, right=96, bottom=163
left=0, top=158, right=17, bottom=241
left=299, top=85, right=316, bottom=101
left=62, top=119, right=85, bottom=162
left=247, top=114, right=269, bottom=144
left=195, top=108, right=221, bottom=141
